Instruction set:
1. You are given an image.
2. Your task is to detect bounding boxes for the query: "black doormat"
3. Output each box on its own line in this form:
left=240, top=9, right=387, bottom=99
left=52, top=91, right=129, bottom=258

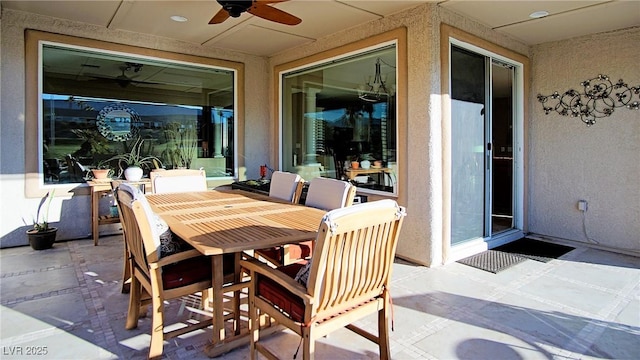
left=457, top=250, right=527, bottom=273
left=457, top=238, right=575, bottom=273
left=494, top=238, right=575, bottom=263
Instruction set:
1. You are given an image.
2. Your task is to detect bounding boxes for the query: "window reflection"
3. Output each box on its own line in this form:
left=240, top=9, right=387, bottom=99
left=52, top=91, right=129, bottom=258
left=41, top=45, right=236, bottom=184
left=281, top=46, right=397, bottom=194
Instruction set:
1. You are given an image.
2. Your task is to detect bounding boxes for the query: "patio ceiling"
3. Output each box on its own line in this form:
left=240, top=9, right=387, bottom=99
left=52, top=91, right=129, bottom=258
left=3, top=1, right=639, bottom=57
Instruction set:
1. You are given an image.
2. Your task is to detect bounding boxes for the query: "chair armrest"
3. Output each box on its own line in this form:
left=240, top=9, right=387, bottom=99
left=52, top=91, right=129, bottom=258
left=240, top=257, right=314, bottom=305
left=156, top=249, right=206, bottom=267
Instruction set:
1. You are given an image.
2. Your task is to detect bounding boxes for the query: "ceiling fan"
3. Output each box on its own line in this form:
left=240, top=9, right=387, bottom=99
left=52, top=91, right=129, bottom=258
left=88, top=63, right=158, bottom=88
left=209, top=0, right=301, bottom=25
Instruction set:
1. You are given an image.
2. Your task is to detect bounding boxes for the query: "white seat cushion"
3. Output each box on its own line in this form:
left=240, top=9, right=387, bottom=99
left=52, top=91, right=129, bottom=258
left=305, top=177, right=351, bottom=210
left=269, top=171, right=302, bottom=202
left=153, top=175, right=207, bottom=194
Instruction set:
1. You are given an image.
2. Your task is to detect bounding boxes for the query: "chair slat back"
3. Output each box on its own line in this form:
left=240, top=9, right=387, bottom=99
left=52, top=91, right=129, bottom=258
left=304, top=177, right=356, bottom=210
left=269, top=171, right=304, bottom=203
left=307, top=199, right=405, bottom=320
left=150, top=169, right=207, bottom=194
left=116, top=184, right=162, bottom=270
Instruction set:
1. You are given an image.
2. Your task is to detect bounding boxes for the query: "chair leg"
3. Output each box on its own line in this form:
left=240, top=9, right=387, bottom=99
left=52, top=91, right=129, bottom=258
left=377, top=302, right=391, bottom=360
left=249, top=281, right=259, bottom=360
left=303, top=326, right=314, bottom=360
left=121, top=243, right=131, bottom=293
left=148, top=290, right=165, bottom=359
left=233, top=252, right=242, bottom=335
left=125, top=275, right=141, bottom=330
left=202, top=288, right=212, bottom=311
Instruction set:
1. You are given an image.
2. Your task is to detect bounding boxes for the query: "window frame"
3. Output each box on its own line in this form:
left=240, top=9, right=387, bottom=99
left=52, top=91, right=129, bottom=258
left=273, top=28, right=407, bottom=198
left=25, top=30, right=244, bottom=197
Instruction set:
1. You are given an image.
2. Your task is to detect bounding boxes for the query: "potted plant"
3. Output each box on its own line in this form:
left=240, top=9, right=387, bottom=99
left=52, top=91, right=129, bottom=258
left=107, top=137, right=162, bottom=181
left=90, top=161, right=114, bottom=180
left=350, top=155, right=360, bottom=169
left=161, top=122, right=197, bottom=169
left=26, top=190, right=57, bottom=250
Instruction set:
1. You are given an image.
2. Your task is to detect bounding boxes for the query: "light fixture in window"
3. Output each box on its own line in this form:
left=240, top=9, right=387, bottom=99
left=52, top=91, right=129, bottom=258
left=529, top=10, right=549, bottom=19
left=170, top=15, right=188, bottom=22
left=357, top=58, right=395, bottom=102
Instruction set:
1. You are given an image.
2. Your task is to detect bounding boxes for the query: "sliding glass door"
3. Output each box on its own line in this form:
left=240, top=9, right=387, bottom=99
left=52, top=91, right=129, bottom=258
left=450, top=44, right=521, bottom=246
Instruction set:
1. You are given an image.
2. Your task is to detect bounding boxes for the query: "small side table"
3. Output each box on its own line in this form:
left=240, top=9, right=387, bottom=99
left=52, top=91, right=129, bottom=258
left=344, top=167, right=391, bottom=182
left=87, top=179, right=149, bottom=245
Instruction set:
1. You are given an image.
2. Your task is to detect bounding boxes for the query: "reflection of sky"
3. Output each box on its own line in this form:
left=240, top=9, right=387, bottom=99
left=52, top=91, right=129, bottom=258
left=43, top=94, right=203, bottom=116
left=306, top=103, right=387, bottom=123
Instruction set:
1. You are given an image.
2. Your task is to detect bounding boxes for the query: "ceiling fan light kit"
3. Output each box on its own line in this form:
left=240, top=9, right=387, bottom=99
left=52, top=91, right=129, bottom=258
left=210, top=0, right=301, bottom=25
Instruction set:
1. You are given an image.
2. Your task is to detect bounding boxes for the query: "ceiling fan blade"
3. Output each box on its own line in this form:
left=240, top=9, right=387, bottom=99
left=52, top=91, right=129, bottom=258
left=248, top=3, right=301, bottom=25
left=258, top=0, right=289, bottom=4
left=209, top=8, right=231, bottom=24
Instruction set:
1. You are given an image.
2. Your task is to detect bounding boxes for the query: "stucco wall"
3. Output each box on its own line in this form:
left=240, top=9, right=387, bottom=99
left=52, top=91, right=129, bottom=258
left=0, top=8, right=269, bottom=247
left=529, top=27, right=640, bottom=253
left=269, top=3, right=529, bottom=266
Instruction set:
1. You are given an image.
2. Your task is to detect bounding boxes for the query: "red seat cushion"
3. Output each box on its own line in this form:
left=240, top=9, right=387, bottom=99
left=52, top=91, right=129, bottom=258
left=256, top=262, right=307, bottom=322
left=162, top=253, right=235, bottom=290
left=258, top=241, right=313, bottom=264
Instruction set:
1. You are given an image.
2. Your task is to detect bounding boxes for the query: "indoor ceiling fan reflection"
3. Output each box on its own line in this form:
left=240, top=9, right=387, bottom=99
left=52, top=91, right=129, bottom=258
left=88, top=63, right=158, bottom=88
left=209, top=0, right=301, bottom=25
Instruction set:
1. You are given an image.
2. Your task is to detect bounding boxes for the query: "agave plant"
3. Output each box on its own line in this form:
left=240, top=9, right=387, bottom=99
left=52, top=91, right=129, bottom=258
left=32, top=190, right=55, bottom=232
left=107, top=137, right=162, bottom=175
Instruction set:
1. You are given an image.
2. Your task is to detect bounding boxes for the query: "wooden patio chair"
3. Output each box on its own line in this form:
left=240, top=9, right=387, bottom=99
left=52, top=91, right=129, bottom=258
left=268, top=171, right=305, bottom=203
left=115, top=169, right=206, bottom=293
left=149, top=168, right=208, bottom=194
left=304, top=176, right=356, bottom=210
left=241, top=199, right=406, bottom=360
left=115, top=182, right=236, bottom=359
left=255, top=176, right=357, bottom=266
left=253, top=171, right=305, bottom=266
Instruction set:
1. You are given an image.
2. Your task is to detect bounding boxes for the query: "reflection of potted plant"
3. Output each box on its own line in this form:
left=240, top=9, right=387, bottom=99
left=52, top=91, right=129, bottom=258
left=350, top=155, right=360, bottom=169
left=107, top=137, right=162, bottom=181
left=26, top=190, right=57, bottom=250
left=90, top=161, right=114, bottom=180
left=161, top=122, right=197, bottom=169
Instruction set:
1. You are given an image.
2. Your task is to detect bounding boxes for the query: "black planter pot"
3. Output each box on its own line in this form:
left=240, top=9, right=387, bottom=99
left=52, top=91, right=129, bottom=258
left=26, top=227, right=57, bottom=250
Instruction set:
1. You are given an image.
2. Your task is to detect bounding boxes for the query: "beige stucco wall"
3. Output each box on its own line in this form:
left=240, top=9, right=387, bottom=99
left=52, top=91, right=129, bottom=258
left=0, top=8, right=269, bottom=247
left=4, top=4, right=635, bottom=261
left=269, top=3, right=529, bottom=266
left=529, top=27, right=640, bottom=253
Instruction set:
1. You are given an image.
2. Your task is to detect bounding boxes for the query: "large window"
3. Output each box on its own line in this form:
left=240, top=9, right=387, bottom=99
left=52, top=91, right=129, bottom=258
left=25, top=30, right=243, bottom=195
left=280, top=45, right=398, bottom=194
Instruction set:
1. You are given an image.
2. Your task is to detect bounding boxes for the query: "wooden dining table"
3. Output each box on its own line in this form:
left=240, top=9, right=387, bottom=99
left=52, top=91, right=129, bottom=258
left=146, top=188, right=326, bottom=357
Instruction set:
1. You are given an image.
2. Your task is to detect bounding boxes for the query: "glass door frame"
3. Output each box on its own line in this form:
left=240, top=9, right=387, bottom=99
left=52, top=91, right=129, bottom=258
left=443, top=31, right=527, bottom=263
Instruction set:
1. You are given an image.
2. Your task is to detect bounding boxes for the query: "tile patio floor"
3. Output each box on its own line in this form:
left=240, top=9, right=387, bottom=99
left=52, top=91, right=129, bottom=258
left=1, top=235, right=638, bottom=359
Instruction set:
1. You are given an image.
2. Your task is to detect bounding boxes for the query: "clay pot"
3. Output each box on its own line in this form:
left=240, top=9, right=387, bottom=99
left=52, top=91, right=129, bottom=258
left=91, top=168, right=112, bottom=179
left=351, top=161, right=360, bottom=169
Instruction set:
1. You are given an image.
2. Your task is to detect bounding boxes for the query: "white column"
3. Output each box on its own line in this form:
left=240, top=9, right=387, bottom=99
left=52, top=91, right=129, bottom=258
left=213, top=108, right=224, bottom=158
left=304, top=88, right=321, bottom=164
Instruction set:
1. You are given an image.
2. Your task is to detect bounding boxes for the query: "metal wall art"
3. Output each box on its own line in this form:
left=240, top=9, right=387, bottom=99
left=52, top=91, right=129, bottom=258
left=537, top=74, right=639, bottom=126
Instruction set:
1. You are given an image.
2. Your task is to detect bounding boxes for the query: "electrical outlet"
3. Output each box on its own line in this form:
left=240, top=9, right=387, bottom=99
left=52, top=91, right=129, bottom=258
left=577, top=200, right=588, bottom=212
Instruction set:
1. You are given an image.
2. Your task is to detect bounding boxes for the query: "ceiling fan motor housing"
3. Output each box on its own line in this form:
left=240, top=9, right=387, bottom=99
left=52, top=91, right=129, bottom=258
left=220, top=0, right=253, bottom=17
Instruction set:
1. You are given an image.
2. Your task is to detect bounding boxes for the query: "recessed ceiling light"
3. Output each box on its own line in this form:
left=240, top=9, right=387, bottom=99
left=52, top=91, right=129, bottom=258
left=170, top=15, right=188, bottom=22
left=529, top=10, right=549, bottom=19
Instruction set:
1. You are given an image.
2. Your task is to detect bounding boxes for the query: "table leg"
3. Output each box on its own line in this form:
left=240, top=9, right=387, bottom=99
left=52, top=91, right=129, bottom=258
left=211, top=255, right=225, bottom=345
left=92, top=189, right=99, bottom=246
left=203, top=253, right=254, bottom=358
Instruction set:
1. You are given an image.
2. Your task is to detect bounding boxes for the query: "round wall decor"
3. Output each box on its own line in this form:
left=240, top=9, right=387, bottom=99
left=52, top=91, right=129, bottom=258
left=96, top=104, right=141, bottom=141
